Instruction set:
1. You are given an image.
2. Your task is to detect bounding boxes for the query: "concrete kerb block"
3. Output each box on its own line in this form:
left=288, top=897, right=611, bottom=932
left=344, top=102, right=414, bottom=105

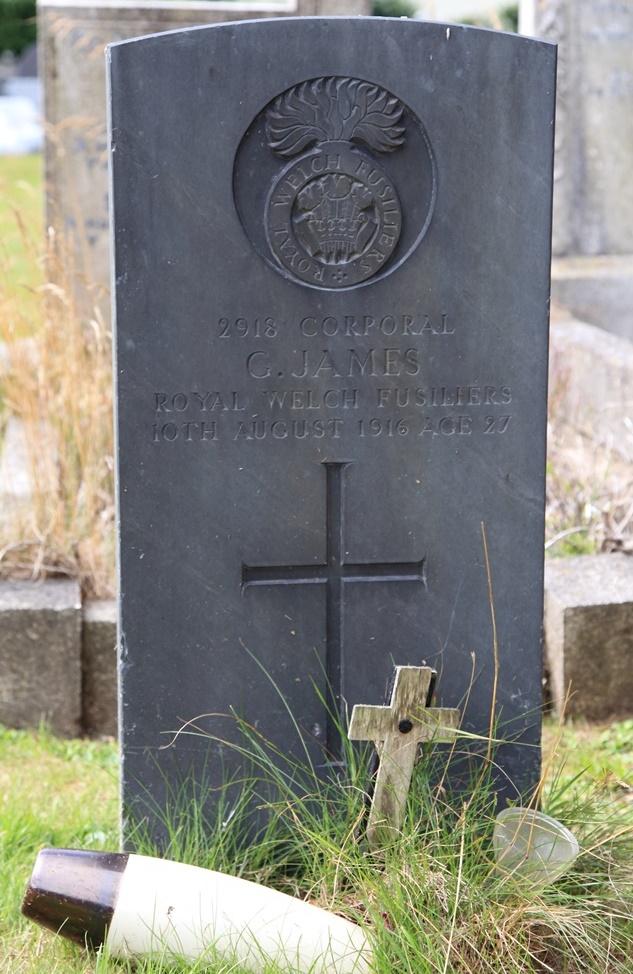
left=0, top=579, right=82, bottom=736
left=544, top=554, right=633, bottom=720
left=82, top=599, right=117, bottom=737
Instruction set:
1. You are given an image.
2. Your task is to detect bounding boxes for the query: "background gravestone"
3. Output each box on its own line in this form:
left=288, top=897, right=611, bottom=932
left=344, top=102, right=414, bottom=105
left=521, top=0, right=633, bottom=256
left=520, top=0, right=633, bottom=338
left=39, top=0, right=369, bottom=322
left=109, top=17, right=556, bottom=843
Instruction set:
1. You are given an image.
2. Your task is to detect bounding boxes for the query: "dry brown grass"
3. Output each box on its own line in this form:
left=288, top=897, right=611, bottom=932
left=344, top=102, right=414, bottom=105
left=0, top=225, right=115, bottom=598
left=546, top=374, right=633, bottom=559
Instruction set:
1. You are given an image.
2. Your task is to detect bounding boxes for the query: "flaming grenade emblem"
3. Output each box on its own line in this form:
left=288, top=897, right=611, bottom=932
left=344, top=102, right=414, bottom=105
left=265, top=78, right=405, bottom=288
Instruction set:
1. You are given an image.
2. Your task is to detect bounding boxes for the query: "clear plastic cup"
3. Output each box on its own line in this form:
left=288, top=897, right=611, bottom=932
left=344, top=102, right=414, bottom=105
left=493, top=808, right=580, bottom=889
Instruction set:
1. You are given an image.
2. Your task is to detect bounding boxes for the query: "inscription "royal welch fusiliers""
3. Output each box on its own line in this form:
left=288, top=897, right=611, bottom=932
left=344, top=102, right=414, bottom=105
left=265, top=78, right=406, bottom=288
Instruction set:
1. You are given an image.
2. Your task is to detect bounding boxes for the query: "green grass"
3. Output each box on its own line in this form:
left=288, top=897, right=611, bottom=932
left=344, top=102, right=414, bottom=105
left=1, top=719, right=632, bottom=973
left=0, top=153, right=43, bottom=330
left=0, top=725, right=118, bottom=973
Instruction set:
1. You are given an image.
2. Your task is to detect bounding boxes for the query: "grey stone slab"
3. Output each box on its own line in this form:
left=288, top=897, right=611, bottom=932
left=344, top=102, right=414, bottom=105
left=0, top=579, right=82, bottom=736
left=0, top=338, right=38, bottom=379
left=0, top=417, right=58, bottom=503
left=109, top=17, right=556, bottom=842
left=39, top=0, right=369, bottom=322
left=82, top=599, right=117, bottom=737
left=544, top=554, right=633, bottom=719
left=549, top=307, right=633, bottom=463
left=0, top=418, right=35, bottom=500
left=550, top=255, right=633, bottom=342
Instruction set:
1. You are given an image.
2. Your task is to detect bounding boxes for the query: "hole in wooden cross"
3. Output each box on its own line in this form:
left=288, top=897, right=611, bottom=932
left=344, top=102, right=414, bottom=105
left=348, top=665, right=460, bottom=849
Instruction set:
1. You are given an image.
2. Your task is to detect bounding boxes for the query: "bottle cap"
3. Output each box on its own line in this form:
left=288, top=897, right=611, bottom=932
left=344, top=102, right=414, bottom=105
left=22, top=848, right=128, bottom=947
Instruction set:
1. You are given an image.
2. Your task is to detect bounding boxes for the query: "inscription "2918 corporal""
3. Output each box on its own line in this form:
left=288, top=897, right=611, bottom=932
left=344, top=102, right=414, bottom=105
left=217, top=312, right=454, bottom=339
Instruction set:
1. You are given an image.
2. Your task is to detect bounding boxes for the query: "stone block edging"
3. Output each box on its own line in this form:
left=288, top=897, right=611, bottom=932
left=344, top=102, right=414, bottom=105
left=544, top=553, right=633, bottom=721
left=0, top=579, right=116, bottom=737
left=2, top=555, right=632, bottom=737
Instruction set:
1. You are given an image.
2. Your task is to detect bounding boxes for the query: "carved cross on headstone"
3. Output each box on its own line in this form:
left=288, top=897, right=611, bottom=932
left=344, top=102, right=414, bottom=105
left=348, top=666, right=460, bottom=848
left=243, top=461, right=425, bottom=759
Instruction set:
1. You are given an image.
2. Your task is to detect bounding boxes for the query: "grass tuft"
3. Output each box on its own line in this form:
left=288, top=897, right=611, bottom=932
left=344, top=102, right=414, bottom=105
left=1, top=714, right=633, bottom=973
left=95, top=714, right=633, bottom=972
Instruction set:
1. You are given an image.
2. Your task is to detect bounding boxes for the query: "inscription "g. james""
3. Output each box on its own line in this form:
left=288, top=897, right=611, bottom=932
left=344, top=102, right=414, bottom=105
left=246, top=347, right=421, bottom=379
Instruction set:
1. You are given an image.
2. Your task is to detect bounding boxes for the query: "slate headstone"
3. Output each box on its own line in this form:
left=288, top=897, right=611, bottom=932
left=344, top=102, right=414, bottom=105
left=109, top=17, right=556, bottom=843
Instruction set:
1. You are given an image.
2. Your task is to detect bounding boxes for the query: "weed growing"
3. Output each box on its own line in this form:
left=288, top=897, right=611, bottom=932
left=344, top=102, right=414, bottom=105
left=121, top=715, right=633, bottom=974
left=546, top=331, right=633, bottom=558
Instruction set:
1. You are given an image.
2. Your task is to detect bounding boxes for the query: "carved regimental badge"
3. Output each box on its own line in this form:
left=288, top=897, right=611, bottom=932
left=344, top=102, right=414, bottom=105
left=265, top=78, right=405, bottom=289
left=233, top=76, right=435, bottom=290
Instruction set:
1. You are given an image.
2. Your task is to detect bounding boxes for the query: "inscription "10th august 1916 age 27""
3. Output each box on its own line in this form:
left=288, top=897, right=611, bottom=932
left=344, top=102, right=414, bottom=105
left=151, top=311, right=513, bottom=443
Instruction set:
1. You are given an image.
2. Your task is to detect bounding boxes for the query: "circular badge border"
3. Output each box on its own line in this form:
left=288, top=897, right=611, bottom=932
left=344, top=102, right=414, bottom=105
left=233, top=75, right=437, bottom=292
left=265, top=143, right=403, bottom=290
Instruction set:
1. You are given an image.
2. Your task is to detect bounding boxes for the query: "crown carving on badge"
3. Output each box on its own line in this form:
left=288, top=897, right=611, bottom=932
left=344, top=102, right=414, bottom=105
left=266, top=77, right=406, bottom=158
left=296, top=175, right=375, bottom=261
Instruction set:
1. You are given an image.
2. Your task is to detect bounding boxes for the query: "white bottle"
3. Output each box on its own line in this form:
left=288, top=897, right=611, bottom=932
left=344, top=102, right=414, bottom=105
left=22, top=848, right=371, bottom=973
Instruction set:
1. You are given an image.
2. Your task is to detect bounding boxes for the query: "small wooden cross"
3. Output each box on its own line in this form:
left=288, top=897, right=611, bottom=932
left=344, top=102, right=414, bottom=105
left=348, top=666, right=460, bottom=848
